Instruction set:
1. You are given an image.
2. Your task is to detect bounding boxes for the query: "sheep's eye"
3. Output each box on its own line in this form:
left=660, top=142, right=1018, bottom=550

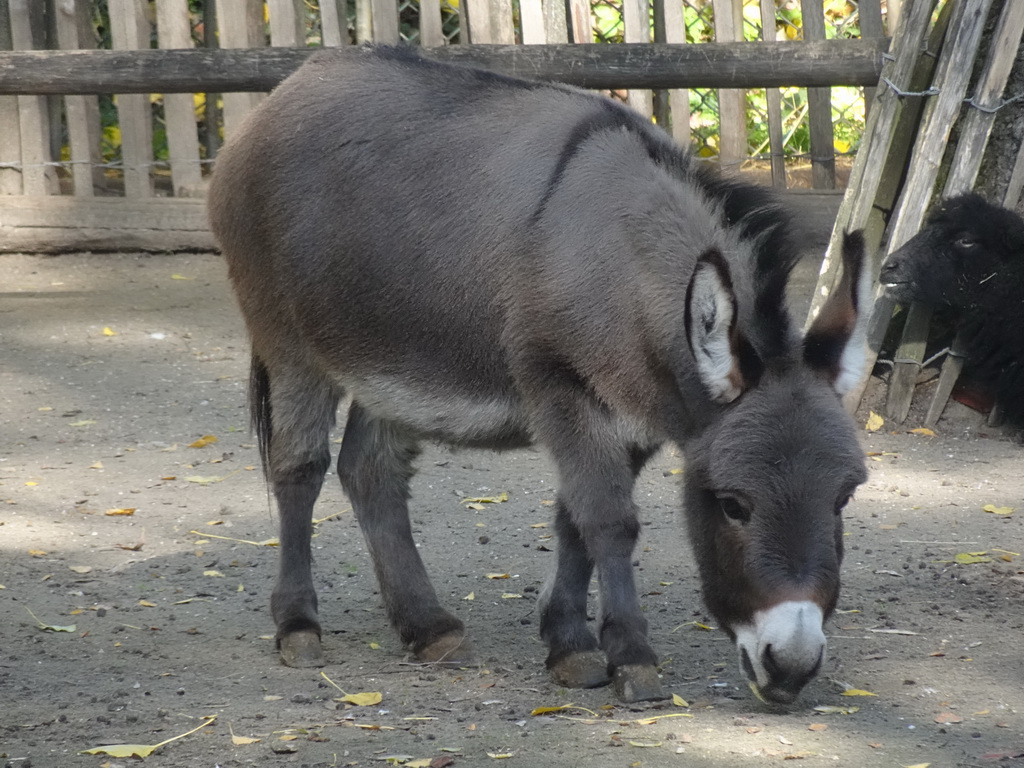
left=718, top=496, right=751, bottom=524
left=954, top=235, right=977, bottom=249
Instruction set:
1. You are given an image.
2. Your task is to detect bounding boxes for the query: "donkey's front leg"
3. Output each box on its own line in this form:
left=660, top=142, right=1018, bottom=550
left=551, top=444, right=666, bottom=702
left=539, top=500, right=609, bottom=689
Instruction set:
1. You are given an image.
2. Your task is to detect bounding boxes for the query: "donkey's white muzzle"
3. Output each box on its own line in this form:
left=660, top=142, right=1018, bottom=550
left=734, top=600, right=826, bottom=705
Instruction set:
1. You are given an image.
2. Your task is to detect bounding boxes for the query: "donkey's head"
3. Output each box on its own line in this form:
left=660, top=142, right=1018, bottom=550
left=682, top=231, right=869, bottom=705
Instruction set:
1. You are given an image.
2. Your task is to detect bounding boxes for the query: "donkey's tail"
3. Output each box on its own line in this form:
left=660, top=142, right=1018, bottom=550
left=250, top=353, right=273, bottom=480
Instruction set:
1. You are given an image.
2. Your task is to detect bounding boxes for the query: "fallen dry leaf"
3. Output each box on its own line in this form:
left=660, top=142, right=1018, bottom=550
left=102, top=327, right=117, bottom=337
left=105, top=508, right=136, bottom=516
left=672, top=693, right=689, bottom=707
left=188, top=435, right=219, bottom=448
left=80, top=715, right=215, bottom=757
left=865, top=411, right=884, bottom=432
left=89, top=461, right=104, bottom=469
left=229, top=722, right=260, bottom=745
left=812, top=705, right=860, bottom=715
left=339, top=691, right=383, bottom=707
left=954, top=552, right=992, bottom=565
left=909, top=427, right=936, bottom=437
left=841, top=688, right=877, bottom=697
left=983, top=504, right=1014, bottom=516
left=807, top=723, right=828, bottom=732
left=934, top=712, right=963, bottom=724
left=69, top=565, right=93, bottom=574
left=485, top=573, right=510, bottom=580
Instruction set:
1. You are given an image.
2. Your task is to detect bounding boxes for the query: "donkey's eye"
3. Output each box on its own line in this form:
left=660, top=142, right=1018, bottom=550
left=955, top=235, right=978, bottom=249
left=718, top=496, right=751, bottom=524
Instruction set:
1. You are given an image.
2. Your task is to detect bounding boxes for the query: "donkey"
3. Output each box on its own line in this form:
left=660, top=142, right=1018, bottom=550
left=209, top=46, right=869, bottom=705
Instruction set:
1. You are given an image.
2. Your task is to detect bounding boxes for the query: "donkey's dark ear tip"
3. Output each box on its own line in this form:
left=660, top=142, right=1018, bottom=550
left=842, top=229, right=866, bottom=252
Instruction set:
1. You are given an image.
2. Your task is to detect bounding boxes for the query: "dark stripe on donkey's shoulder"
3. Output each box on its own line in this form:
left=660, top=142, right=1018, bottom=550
left=531, top=100, right=676, bottom=224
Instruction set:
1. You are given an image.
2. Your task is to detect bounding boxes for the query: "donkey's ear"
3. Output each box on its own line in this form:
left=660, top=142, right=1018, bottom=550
left=685, top=249, right=747, bottom=403
left=803, top=230, right=871, bottom=395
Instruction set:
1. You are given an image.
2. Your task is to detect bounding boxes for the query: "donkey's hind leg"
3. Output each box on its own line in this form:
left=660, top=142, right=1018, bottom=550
left=257, top=358, right=340, bottom=668
left=337, top=402, right=473, bottom=665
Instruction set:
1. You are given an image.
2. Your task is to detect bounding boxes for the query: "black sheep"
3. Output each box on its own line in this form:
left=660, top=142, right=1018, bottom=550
left=879, top=193, right=1024, bottom=427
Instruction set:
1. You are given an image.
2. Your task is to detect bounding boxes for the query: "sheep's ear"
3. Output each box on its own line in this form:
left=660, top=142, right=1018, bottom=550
left=803, top=230, right=871, bottom=394
left=686, top=249, right=747, bottom=403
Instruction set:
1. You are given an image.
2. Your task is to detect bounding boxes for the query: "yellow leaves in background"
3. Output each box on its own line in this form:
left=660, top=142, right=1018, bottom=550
left=102, top=327, right=117, bottom=337
left=105, top=508, right=136, bottom=516
left=188, top=435, right=219, bottom=449
left=865, top=411, right=884, bottom=432
left=909, top=427, right=936, bottom=437
left=840, top=688, right=877, bottom=697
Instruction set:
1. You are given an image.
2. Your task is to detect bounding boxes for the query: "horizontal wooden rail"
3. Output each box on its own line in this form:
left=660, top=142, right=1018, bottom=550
left=0, top=39, right=888, bottom=95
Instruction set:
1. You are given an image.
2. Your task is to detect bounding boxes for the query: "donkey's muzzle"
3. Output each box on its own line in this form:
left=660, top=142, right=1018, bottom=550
left=735, top=600, right=827, bottom=705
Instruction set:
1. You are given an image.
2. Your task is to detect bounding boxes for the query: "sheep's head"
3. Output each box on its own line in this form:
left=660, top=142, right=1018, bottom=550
left=879, top=194, right=1024, bottom=312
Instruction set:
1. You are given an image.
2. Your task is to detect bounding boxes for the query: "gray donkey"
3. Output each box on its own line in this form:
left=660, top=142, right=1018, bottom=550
left=209, top=45, right=869, bottom=704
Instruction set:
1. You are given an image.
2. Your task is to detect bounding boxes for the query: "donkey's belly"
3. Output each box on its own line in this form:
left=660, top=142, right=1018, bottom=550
left=344, top=374, right=532, bottom=449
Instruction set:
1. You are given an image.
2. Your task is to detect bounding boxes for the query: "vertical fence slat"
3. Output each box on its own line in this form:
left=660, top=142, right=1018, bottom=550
left=370, top=0, right=399, bottom=43
left=463, top=0, right=492, bottom=43
left=566, top=0, right=590, bottom=44
left=418, top=0, right=445, bottom=46
left=714, top=0, right=747, bottom=172
left=759, top=0, right=786, bottom=187
left=10, top=0, right=58, bottom=195
left=801, top=0, right=835, bottom=189
left=859, top=0, right=884, bottom=121
left=216, top=0, right=265, bottom=137
left=490, top=0, right=515, bottom=44
left=268, top=0, right=305, bottom=46
left=653, top=0, right=689, bottom=146
left=109, top=0, right=154, bottom=198
left=522, top=0, right=568, bottom=45
left=320, top=0, right=348, bottom=46
left=0, top=0, right=25, bottom=194
left=156, top=0, right=203, bottom=197
left=623, top=0, right=653, bottom=118
left=54, top=0, right=101, bottom=197
left=542, top=0, right=568, bottom=42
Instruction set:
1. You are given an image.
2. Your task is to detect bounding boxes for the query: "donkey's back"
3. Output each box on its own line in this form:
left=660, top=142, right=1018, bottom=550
left=211, top=47, right=659, bottom=445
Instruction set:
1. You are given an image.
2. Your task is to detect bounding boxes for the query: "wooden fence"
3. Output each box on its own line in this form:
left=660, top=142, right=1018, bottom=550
left=0, top=0, right=891, bottom=252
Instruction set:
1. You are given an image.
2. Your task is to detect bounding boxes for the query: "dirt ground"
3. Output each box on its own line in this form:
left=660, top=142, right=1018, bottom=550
left=2, top=247, right=1024, bottom=768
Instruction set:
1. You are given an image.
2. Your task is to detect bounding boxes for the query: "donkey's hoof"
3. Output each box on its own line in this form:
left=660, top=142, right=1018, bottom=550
left=549, top=651, right=611, bottom=689
left=279, top=629, right=326, bottom=668
left=612, top=664, right=668, bottom=703
left=416, top=631, right=476, bottom=667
